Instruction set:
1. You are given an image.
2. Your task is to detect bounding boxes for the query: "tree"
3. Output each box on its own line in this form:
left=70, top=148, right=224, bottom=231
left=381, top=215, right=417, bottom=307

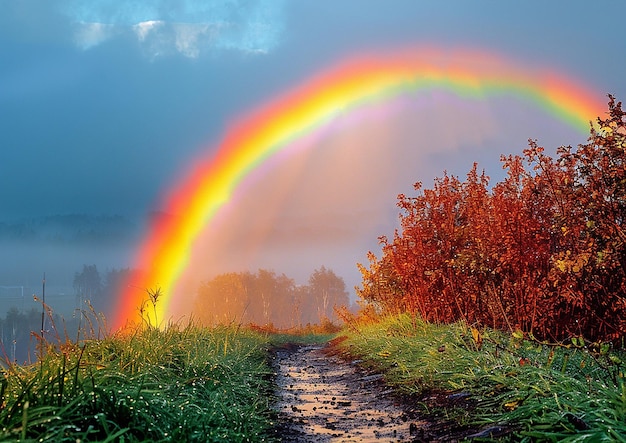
left=194, top=267, right=349, bottom=328
left=307, top=266, right=349, bottom=322
left=91, top=267, right=133, bottom=318
left=73, top=265, right=102, bottom=301
left=357, top=250, right=406, bottom=314
left=195, top=272, right=250, bottom=325
left=102, top=268, right=132, bottom=300
left=194, top=269, right=298, bottom=327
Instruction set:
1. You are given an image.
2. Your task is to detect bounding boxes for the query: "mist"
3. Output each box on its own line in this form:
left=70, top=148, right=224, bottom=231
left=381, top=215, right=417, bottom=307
left=170, top=93, right=585, bottom=319
left=0, top=215, right=138, bottom=318
left=2, top=0, right=624, bottom=333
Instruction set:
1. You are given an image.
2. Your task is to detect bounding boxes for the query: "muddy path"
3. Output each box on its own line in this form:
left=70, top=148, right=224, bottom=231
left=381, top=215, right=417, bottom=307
left=271, top=343, right=428, bottom=442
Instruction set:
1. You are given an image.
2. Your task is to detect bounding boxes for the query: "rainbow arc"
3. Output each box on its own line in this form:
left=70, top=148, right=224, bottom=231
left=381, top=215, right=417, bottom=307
left=113, top=47, right=605, bottom=329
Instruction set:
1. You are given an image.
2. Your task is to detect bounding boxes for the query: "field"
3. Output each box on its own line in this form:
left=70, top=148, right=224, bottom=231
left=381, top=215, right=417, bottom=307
left=0, top=322, right=276, bottom=442
left=0, top=314, right=623, bottom=441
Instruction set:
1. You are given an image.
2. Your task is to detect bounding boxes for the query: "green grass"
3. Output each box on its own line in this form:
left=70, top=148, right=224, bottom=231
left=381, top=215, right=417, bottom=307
left=268, top=333, right=335, bottom=348
left=0, top=323, right=278, bottom=442
left=337, top=314, right=626, bottom=441
left=3, top=310, right=623, bottom=441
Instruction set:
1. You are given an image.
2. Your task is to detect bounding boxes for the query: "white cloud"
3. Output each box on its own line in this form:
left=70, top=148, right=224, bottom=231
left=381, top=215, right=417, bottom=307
left=60, top=0, right=285, bottom=58
left=73, top=22, right=118, bottom=50
left=133, top=20, right=163, bottom=42
left=173, top=22, right=213, bottom=58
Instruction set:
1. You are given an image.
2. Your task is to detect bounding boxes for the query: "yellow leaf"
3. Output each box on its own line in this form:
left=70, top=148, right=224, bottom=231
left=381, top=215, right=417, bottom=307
left=471, top=327, right=483, bottom=349
left=504, top=399, right=521, bottom=411
left=555, top=260, right=567, bottom=272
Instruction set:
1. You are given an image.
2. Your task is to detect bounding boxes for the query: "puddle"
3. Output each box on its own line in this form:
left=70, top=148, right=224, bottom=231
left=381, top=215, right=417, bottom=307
left=272, top=344, right=426, bottom=442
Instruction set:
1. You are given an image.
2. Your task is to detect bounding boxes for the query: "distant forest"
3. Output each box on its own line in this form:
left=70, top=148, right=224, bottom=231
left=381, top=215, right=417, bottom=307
left=0, top=264, right=125, bottom=364
left=0, top=214, right=138, bottom=363
left=0, top=262, right=351, bottom=364
left=193, top=266, right=350, bottom=329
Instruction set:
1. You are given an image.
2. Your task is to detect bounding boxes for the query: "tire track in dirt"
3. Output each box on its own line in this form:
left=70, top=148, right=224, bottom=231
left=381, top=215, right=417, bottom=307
left=272, top=344, right=427, bottom=442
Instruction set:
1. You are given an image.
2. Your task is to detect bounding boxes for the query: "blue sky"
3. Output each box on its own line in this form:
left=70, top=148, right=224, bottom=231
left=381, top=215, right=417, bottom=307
left=1, top=0, right=625, bottom=301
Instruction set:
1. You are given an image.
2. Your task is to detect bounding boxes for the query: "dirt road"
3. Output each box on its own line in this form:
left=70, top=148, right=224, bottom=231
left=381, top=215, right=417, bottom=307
left=272, top=343, right=427, bottom=442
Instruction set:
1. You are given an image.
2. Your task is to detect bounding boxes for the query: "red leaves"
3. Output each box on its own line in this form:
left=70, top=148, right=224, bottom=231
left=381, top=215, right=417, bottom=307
left=358, top=96, right=626, bottom=344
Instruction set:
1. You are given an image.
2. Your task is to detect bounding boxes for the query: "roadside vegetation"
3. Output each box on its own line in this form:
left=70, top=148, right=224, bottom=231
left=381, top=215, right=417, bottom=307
left=335, top=313, right=625, bottom=441
left=357, top=96, right=625, bottom=345
left=337, top=96, right=626, bottom=441
left=0, top=306, right=278, bottom=442
left=0, top=295, right=342, bottom=442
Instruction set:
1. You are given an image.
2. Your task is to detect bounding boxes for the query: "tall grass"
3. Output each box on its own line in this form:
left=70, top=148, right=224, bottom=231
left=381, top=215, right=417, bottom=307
left=338, top=314, right=626, bottom=441
left=0, top=321, right=277, bottom=442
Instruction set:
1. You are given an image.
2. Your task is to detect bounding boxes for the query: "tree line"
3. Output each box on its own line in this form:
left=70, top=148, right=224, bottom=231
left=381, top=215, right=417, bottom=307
left=0, top=265, right=125, bottom=364
left=72, top=265, right=132, bottom=320
left=193, top=266, right=349, bottom=329
left=74, top=264, right=350, bottom=329
left=357, top=96, right=625, bottom=344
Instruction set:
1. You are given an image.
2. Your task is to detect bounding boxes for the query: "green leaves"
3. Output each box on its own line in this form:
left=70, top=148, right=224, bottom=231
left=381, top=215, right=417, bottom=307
left=571, top=336, right=585, bottom=348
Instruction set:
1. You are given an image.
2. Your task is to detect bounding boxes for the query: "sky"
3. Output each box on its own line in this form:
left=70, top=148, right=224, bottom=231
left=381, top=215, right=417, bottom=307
left=1, top=1, right=625, bottom=318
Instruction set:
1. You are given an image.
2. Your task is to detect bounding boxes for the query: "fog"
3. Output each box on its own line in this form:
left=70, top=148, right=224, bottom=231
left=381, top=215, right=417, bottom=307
left=2, top=0, right=625, bottom=336
left=0, top=216, right=138, bottom=320
left=170, top=94, right=585, bottom=318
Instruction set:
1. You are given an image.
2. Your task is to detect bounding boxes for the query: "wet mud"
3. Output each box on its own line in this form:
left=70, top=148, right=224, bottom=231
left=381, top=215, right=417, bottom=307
left=272, top=344, right=428, bottom=442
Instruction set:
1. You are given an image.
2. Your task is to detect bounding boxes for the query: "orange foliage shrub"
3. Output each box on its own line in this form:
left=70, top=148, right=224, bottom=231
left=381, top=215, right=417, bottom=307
left=357, top=96, right=625, bottom=344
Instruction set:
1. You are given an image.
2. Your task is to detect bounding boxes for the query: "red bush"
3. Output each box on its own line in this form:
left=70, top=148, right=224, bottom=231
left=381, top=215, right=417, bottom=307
left=357, top=96, right=626, bottom=344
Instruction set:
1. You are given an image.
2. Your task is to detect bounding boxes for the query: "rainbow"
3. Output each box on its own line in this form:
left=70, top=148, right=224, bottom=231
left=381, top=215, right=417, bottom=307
left=113, top=47, right=605, bottom=329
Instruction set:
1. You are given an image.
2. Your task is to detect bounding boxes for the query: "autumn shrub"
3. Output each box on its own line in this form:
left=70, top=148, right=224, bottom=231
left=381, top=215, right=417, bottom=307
left=358, top=96, right=626, bottom=344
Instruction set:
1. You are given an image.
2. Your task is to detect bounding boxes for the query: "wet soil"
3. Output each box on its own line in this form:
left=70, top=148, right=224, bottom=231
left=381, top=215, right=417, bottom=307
left=271, top=343, right=428, bottom=442
left=270, top=342, right=507, bottom=442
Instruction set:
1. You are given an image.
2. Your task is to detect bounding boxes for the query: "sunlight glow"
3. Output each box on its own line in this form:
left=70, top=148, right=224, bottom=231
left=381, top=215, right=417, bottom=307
left=113, top=47, right=604, bottom=329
